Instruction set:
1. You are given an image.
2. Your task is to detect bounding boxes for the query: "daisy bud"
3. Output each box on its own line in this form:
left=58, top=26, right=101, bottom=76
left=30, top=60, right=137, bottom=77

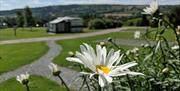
left=171, top=45, right=179, bottom=50
left=152, top=17, right=158, bottom=20
left=162, top=67, right=169, bottom=74
left=178, top=26, right=180, bottom=30
left=141, top=43, right=145, bottom=47
left=16, top=72, right=30, bottom=85
left=144, top=44, right=150, bottom=48
left=155, top=34, right=160, bottom=41
left=107, top=37, right=112, bottom=42
left=49, top=63, right=61, bottom=76
left=131, top=47, right=139, bottom=54
left=99, top=42, right=106, bottom=47
left=126, top=50, right=131, bottom=55
left=68, top=51, right=75, bottom=57
left=159, top=13, right=163, bottom=16
left=177, top=31, right=180, bottom=35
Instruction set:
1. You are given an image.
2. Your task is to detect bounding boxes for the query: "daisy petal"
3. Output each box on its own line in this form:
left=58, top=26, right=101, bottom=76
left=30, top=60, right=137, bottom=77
left=99, top=75, right=105, bottom=87
left=66, top=57, right=83, bottom=64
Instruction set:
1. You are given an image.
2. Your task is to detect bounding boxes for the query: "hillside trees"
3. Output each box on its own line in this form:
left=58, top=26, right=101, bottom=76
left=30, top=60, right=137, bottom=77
left=16, top=11, right=24, bottom=27
left=88, top=18, right=122, bottom=29
left=168, top=6, right=180, bottom=28
left=24, top=6, right=35, bottom=27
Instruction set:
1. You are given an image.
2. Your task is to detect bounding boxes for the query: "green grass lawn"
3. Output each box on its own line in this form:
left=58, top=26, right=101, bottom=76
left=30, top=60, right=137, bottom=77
left=0, top=27, right=59, bottom=40
left=146, top=28, right=176, bottom=41
left=0, top=27, right=98, bottom=40
left=122, top=27, right=176, bottom=41
left=53, top=31, right=135, bottom=71
left=0, top=27, right=176, bottom=41
left=0, top=42, right=48, bottom=74
left=0, top=75, right=66, bottom=91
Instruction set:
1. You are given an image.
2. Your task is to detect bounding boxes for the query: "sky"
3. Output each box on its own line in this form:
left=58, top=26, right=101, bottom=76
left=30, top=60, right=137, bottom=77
left=0, top=0, right=180, bottom=11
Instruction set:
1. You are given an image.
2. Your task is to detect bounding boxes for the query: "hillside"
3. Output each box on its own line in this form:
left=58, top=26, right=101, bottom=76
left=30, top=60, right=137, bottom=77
left=0, top=4, right=177, bottom=18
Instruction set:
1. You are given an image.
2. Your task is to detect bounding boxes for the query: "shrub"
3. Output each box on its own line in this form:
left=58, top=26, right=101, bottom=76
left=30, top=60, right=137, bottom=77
left=88, top=18, right=122, bottom=29
left=88, top=18, right=106, bottom=29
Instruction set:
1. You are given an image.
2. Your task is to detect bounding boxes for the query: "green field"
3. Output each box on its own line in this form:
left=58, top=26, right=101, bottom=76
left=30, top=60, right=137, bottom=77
left=0, top=42, right=48, bottom=74
left=0, top=27, right=175, bottom=41
left=0, top=75, right=66, bottom=91
left=0, top=27, right=97, bottom=40
left=0, top=27, right=59, bottom=40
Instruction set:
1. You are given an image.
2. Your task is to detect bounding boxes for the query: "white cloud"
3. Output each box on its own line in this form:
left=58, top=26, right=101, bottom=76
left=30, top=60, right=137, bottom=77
left=31, top=0, right=41, bottom=5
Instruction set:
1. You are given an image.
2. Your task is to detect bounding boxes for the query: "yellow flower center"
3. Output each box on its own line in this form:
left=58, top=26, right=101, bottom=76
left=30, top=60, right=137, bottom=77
left=96, top=65, right=111, bottom=74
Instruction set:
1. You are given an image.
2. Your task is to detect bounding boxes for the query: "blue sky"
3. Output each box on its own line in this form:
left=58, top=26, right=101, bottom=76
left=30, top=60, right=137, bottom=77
left=0, top=0, right=179, bottom=11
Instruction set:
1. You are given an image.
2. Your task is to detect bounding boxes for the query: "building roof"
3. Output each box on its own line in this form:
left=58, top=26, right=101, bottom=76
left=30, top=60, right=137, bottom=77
left=49, top=16, right=82, bottom=24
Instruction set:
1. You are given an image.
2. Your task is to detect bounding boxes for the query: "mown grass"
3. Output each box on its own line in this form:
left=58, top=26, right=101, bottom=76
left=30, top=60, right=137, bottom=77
left=146, top=28, right=176, bottom=41
left=0, top=27, right=176, bottom=41
left=122, top=27, right=176, bottom=41
left=0, top=75, right=66, bottom=91
left=0, top=27, right=100, bottom=40
left=0, top=42, right=48, bottom=74
left=0, top=27, right=62, bottom=40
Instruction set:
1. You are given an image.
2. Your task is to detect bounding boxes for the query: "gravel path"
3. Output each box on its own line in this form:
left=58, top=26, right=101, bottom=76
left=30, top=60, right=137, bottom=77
left=0, top=41, right=82, bottom=90
left=0, top=27, right=128, bottom=45
left=98, top=39, right=175, bottom=47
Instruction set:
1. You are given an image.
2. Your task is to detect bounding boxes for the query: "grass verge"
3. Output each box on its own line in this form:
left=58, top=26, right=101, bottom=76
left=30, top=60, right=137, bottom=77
left=0, top=42, right=48, bottom=74
left=0, top=75, right=66, bottom=91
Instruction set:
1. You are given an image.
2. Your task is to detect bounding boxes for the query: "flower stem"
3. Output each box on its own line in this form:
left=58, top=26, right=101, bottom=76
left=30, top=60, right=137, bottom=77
left=78, top=64, right=91, bottom=91
left=98, top=84, right=101, bottom=91
left=162, top=19, right=180, bottom=59
left=109, top=40, right=134, bottom=91
left=112, top=82, right=116, bottom=91
left=25, top=84, right=30, bottom=91
left=58, top=75, right=70, bottom=91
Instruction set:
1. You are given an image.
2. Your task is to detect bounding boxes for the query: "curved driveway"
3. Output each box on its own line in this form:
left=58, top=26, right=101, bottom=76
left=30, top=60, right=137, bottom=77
left=0, top=27, right=127, bottom=45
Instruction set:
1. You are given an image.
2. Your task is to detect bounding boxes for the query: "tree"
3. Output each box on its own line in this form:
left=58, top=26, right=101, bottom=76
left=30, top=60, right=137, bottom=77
left=88, top=18, right=106, bottom=29
left=141, top=15, right=149, bottom=26
left=168, top=6, right=180, bottom=28
left=16, top=11, right=24, bottom=27
left=24, top=6, right=35, bottom=27
left=4, top=17, right=16, bottom=27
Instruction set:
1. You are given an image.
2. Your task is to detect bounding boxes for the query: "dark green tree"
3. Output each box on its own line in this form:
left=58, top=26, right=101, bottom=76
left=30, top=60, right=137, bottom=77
left=24, top=6, right=35, bottom=27
left=141, top=15, right=149, bottom=26
left=168, top=6, right=180, bottom=28
left=16, top=11, right=24, bottom=27
left=4, top=17, right=16, bottom=27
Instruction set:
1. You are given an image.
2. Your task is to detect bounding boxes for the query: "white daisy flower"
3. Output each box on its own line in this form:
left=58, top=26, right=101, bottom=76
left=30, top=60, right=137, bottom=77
left=134, top=31, right=141, bottom=39
left=143, top=0, right=158, bottom=15
left=16, top=72, right=30, bottom=85
left=49, top=63, right=60, bottom=76
left=66, top=43, right=143, bottom=87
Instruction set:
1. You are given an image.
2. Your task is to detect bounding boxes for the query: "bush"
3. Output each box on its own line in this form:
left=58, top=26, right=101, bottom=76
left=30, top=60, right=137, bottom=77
left=168, top=6, right=180, bottom=28
left=123, top=16, right=149, bottom=26
left=88, top=18, right=122, bottom=29
left=88, top=19, right=106, bottom=29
